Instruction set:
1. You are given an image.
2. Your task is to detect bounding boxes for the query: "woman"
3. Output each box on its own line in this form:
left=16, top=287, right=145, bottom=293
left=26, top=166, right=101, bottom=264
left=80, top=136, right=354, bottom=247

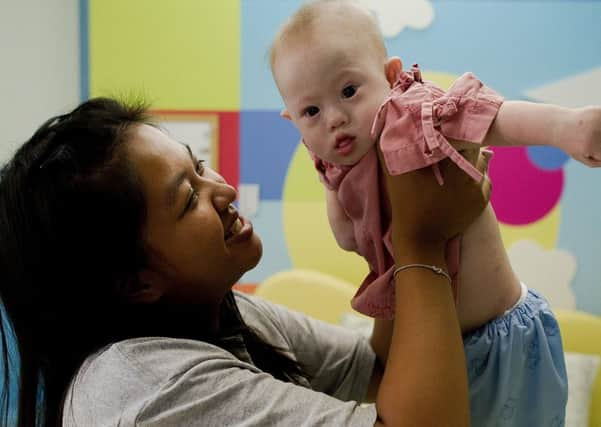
left=0, top=98, right=490, bottom=426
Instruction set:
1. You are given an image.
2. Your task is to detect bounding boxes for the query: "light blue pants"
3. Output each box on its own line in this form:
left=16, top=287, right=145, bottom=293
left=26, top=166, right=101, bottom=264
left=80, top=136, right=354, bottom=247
left=464, top=288, right=567, bottom=427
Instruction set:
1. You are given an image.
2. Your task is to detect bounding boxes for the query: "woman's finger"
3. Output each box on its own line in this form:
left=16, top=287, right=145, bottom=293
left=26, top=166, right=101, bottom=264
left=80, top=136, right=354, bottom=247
left=476, top=149, right=493, bottom=175
left=476, top=149, right=493, bottom=203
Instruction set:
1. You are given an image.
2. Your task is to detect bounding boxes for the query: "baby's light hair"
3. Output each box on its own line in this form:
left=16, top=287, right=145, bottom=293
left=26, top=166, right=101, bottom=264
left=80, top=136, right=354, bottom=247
left=269, top=0, right=388, bottom=72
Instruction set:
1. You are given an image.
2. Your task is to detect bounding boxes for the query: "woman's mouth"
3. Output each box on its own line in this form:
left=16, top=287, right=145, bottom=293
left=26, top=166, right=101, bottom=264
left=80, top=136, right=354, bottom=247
left=225, top=216, right=253, bottom=244
left=224, top=218, right=242, bottom=240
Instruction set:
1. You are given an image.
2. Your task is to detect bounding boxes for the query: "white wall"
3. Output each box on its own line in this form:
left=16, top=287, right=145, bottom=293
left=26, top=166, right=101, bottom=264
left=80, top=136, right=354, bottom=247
left=0, top=0, right=80, bottom=163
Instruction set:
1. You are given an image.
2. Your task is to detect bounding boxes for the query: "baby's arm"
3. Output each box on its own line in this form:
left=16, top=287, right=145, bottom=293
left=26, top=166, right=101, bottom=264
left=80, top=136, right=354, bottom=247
left=480, top=101, right=601, bottom=167
left=325, top=189, right=358, bottom=252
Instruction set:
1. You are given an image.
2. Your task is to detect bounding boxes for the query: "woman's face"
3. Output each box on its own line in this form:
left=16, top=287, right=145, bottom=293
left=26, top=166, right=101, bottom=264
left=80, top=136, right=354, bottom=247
left=126, top=124, right=262, bottom=305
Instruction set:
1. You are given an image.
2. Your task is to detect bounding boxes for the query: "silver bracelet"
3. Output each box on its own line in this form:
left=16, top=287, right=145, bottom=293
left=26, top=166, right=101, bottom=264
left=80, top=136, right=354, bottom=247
left=392, top=264, right=452, bottom=284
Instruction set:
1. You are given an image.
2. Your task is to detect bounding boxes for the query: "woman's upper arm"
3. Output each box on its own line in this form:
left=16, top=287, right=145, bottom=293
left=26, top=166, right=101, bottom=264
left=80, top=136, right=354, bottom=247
left=137, top=357, right=377, bottom=426
left=64, top=336, right=378, bottom=426
left=241, top=294, right=376, bottom=402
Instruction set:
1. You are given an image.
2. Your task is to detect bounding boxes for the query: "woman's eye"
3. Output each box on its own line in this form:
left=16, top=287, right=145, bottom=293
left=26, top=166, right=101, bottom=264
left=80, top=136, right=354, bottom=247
left=183, top=188, right=199, bottom=215
left=303, top=106, right=320, bottom=117
left=342, top=85, right=357, bottom=98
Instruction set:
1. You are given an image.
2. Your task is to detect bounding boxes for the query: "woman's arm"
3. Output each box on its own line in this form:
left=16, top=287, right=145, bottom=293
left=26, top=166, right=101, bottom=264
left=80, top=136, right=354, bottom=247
left=364, top=318, right=391, bottom=402
left=375, top=246, right=468, bottom=427
left=373, top=149, right=491, bottom=427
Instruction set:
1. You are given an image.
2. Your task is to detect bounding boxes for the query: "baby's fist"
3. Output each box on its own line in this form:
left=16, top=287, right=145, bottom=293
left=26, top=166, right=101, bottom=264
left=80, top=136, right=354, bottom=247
left=559, top=106, right=601, bottom=167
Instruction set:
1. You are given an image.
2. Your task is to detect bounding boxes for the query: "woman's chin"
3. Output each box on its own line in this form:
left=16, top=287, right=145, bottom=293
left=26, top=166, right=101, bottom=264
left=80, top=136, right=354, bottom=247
left=247, top=234, right=263, bottom=269
left=233, top=234, right=263, bottom=281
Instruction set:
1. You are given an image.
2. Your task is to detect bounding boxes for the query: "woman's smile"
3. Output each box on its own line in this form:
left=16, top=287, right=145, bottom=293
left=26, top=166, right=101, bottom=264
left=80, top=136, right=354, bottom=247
left=225, top=215, right=254, bottom=245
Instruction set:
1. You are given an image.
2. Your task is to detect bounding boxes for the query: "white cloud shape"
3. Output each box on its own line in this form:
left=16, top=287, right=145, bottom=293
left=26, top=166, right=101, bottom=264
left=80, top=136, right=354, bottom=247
left=507, top=240, right=577, bottom=310
left=524, top=67, right=601, bottom=108
left=358, top=0, right=435, bottom=37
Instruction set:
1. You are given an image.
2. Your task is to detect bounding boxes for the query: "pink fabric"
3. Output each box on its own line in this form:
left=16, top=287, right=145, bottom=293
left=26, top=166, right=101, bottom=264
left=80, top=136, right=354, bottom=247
left=373, top=66, right=504, bottom=184
left=308, top=69, right=503, bottom=319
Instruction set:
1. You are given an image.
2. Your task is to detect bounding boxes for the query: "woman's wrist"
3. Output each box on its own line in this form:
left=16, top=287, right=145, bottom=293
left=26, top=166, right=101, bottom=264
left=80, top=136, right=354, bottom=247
left=392, top=237, right=447, bottom=267
left=393, top=264, right=452, bottom=285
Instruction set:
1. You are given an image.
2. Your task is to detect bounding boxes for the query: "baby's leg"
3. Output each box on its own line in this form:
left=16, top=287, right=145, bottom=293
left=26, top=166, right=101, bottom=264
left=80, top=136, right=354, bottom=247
left=464, top=287, right=567, bottom=426
left=454, top=204, right=522, bottom=333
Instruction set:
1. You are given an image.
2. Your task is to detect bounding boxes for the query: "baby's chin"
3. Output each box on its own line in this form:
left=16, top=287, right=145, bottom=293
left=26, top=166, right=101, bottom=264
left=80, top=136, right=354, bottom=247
left=335, top=146, right=375, bottom=166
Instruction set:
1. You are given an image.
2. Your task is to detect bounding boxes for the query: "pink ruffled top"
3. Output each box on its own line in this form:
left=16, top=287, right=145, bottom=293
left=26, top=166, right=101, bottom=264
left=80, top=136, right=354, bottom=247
left=308, top=67, right=504, bottom=319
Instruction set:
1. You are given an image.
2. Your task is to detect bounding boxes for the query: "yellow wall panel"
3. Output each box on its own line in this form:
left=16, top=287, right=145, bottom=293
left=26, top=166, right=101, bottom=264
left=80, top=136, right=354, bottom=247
left=89, top=0, right=239, bottom=110
left=284, top=201, right=369, bottom=287
left=498, top=203, right=561, bottom=250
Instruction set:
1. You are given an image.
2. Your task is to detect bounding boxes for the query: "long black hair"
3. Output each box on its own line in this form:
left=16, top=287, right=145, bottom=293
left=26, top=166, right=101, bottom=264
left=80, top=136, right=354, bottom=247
left=0, top=98, right=308, bottom=427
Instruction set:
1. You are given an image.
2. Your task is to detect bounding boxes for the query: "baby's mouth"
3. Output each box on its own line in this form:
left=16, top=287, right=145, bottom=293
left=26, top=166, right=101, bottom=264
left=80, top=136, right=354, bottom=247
left=336, top=138, right=353, bottom=149
left=335, top=134, right=356, bottom=155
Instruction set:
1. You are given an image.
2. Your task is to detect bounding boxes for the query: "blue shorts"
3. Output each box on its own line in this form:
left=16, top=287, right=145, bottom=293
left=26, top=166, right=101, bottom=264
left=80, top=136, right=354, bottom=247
left=464, top=287, right=568, bottom=427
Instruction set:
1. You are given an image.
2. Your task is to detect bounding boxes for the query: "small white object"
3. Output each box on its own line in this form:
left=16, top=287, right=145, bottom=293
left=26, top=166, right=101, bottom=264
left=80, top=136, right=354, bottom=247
left=357, top=0, right=435, bottom=37
left=238, top=184, right=260, bottom=218
left=161, top=120, right=214, bottom=167
left=565, top=352, right=600, bottom=427
left=525, top=67, right=601, bottom=108
left=507, top=240, right=577, bottom=310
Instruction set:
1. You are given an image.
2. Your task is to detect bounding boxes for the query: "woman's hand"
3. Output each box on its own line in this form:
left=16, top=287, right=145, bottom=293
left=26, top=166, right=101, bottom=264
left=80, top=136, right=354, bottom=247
left=374, top=148, right=490, bottom=427
left=380, top=147, right=492, bottom=258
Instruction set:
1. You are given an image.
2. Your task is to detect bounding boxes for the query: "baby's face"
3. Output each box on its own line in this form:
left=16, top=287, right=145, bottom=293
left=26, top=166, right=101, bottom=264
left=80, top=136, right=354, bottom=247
left=273, top=35, right=392, bottom=166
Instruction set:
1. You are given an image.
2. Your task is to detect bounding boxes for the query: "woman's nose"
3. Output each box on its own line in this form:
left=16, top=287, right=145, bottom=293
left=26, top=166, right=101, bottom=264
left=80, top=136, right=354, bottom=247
left=213, top=183, right=237, bottom=212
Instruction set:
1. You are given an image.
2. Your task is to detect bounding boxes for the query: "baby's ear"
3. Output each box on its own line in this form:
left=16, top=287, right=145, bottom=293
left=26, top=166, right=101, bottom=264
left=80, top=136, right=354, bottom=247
left=385, top=57, right=403, bottom=86
left=280, top=109, right=292, bottom=120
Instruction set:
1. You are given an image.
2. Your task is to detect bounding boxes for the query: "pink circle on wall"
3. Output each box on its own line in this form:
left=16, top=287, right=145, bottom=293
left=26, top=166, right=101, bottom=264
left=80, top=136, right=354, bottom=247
left=489, top=147, right=564, bottom=225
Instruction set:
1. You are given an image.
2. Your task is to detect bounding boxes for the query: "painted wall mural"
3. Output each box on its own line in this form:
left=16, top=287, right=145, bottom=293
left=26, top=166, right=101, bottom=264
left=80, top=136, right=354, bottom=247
left=84, top=0, right=601, bottom=314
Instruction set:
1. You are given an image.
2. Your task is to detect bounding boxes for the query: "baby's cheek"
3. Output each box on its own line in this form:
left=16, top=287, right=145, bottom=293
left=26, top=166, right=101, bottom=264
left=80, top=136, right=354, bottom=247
left=306, top=134, right=327, bottom=152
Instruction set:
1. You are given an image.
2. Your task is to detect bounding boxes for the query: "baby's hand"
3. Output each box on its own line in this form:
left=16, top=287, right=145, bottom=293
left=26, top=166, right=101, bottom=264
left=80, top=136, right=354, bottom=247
left=556, top=106, right=601, bottom=167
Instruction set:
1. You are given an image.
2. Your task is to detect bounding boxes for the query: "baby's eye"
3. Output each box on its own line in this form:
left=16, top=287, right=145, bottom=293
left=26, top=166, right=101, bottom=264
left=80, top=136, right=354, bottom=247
left=303, top=106, right=320, bottom=117
left=342, top=85, right=357, bottom=98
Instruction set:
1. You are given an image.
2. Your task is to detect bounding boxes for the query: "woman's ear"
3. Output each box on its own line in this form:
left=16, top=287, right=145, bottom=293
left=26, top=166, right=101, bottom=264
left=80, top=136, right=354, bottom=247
left=280, top=109, right=292, bottom=120
left=119, top=270, right=165, bottom=303
left=385, top=57, right=403, bottom=87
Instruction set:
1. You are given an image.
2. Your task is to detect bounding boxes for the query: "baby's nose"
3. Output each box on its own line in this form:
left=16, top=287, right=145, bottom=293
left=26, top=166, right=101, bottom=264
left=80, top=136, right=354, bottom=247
left=328, top=109, right=347, bottom=129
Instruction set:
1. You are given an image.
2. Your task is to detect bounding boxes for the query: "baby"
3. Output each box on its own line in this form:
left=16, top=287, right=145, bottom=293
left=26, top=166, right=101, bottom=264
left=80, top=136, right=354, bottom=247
left=270, top=0, right=601, bottom=425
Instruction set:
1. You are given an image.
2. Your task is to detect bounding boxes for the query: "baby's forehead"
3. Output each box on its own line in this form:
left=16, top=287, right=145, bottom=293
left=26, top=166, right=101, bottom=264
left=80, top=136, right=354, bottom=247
left=278, top=26, right=380, bottom=68
left=278, top=52, right=376, bottom=104
left=271, top=1, right=386, bottom=71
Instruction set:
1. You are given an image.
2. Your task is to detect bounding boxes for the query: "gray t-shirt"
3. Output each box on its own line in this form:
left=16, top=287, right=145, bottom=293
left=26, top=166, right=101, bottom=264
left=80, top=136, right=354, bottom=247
left=63, top=292, right=378, bottom=426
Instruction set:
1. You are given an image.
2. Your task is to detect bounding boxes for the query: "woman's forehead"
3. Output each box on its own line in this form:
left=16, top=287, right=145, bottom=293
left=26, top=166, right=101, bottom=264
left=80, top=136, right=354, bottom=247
left=128, top=124, right=186, bottom=162
left=127, top=125, right=191, bottom=199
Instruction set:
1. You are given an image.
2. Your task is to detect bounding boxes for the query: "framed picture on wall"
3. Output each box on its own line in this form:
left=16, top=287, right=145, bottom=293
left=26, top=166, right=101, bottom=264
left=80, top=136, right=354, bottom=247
left=152, top=111, right=219, bottom=170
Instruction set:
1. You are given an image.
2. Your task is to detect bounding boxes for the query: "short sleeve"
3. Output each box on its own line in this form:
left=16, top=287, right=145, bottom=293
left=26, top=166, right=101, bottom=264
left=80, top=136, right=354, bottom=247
left=134, top=348, right=377, bottom=426
left=63, top=296, right=378, bottom=427
left=237, top=293, right=377, bottom=401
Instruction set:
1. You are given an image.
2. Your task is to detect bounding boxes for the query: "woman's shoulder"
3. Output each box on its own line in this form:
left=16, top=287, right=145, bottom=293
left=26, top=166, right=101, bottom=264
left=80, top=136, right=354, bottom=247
left=63, top=336, right=261, bottom=426
left=73, top=293, right=285, bottom=390
left=63, top=295, right=377, bottom=426
left=233, top=291, right=310, bottom=345
left=234, top=290, right=281, bottom=323
left=74, top=336, right=248, bottom=390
